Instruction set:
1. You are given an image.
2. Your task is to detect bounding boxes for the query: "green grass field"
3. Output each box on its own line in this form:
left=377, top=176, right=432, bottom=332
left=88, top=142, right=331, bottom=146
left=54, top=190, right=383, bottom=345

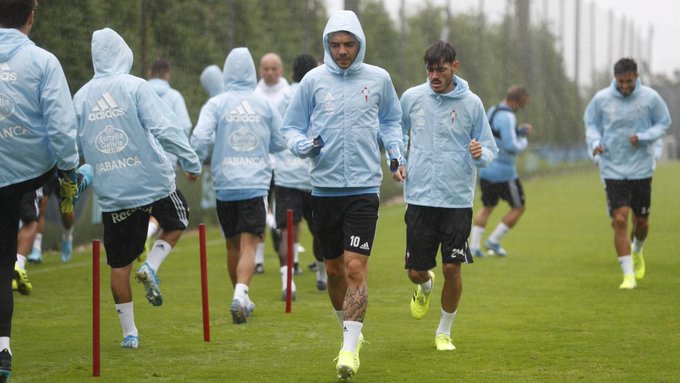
left=11, top=162, right=680, bottom=382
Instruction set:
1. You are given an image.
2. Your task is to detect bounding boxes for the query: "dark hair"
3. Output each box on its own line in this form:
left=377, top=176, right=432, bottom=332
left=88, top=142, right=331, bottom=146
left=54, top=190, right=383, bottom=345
left=0, top=0, right=36, bottom=29
left=423, top=41, right=457, bottom=68
left=506, top=85, right=529, bottom=101
left=292, top=54, right=317, bottom=83
left=150, top=58, right=171, bottom=77
left=614, top=58, right=637, bottom=75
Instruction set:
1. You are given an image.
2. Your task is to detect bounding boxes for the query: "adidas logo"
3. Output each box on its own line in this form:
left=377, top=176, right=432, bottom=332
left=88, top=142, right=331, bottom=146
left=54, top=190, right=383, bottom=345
left=226, top=100, right=261, bottom=123
left=88, top=92, right=125, bottom=121
left=359, top=242, right=370, bottom=251
left=0, top=62, right=17, bottom=81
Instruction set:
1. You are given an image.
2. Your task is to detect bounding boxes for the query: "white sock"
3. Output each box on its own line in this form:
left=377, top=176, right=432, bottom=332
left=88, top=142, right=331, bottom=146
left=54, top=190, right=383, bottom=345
left=0, top=337, right=9, bottom=353
left=280, top=266, right=296, bottom=292
left=62, top=226, right=74, bottom=242
left=234, top=283, right=250, bottom=304
left=632, top=238, right=644, bottom=253
left=436, top=309, right=457, bottom=336
left=294, top=242, right=300, bottom=263
left=33, top=233, right=43, bottom=252
left=255, top=242, right=265, bottom=264
left=316, top=261, right=327, bottom=283
left=334, top=309, right=344, bottom=326
left=146, top=239, right=172, bottom=272
left=16, top=254, right=26, bottom=270
left=420, top=276, right=433, bottom=294
left=146, top=221, right=159, bottom=239
left=470, top=225, right=485, bottom=250
left=618, top=255, right=634, bottom=275
left=115, top=302, right=138, bottom=338
left=488, top=222, right=510, bottom=244
left=341, top=321, right=363, bottom=353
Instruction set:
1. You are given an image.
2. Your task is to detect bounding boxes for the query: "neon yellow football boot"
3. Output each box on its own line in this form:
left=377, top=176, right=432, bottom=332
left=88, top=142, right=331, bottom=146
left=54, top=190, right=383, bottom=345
left=410, top=270, right=435, bottom=319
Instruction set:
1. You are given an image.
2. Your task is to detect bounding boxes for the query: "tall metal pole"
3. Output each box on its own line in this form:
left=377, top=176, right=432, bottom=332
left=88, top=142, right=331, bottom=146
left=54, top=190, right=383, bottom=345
left=590, top=1, right=596, bottom=88
left=574, top=0, right=580, bottom=89
left=607, top=10, right=613, bottom=67
left=140, top=0, right=149, bottom=78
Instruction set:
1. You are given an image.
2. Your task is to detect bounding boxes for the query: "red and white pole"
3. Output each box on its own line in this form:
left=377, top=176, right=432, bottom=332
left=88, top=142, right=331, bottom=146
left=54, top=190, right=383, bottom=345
left=285, top=209, right=294, bottom=313
left=92, top=240, right=100, bottom=377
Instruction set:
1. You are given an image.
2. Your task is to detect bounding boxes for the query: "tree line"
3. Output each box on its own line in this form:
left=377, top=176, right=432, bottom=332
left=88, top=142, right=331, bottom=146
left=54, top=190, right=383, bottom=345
left=31, top=0, right=584, bottom=145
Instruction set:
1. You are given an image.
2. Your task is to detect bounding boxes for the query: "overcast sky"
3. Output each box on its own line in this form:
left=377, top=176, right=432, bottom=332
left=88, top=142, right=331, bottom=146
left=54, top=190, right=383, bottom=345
left=325, top=0, right=679, bottom=82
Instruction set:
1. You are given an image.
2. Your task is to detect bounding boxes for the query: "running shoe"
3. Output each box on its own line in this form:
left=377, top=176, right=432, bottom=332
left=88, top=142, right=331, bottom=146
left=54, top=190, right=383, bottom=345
left=484, top=239, right=507, bottom=257
left=120, top=335, right=139, bottom=349
left=135, top=262, right=162, bottom=306
left=619, top=274, right=637, bottom=290
left=14, top=264, right=32, bottom=295
left=435, top=333, right=456, bottom=351
left=410, top=270, right=435, bottom=319
left=632, top=247, right=645, bottom=280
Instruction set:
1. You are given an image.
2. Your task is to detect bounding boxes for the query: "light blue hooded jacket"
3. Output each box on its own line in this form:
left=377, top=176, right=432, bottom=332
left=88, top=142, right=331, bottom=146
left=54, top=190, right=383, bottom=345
left=281, top=10, right=404, bottom=197
left=479, top=103, right=527, bottom=182
left=191, top=47, right=285, bottom=201
left=0, top=28, right=79, bottom=188
left=74, top=28, right=201, bottom=212
left=401, top=76, right=498, bottom=208
left=584, top=78, right=671, bottom=180
left=275, top=82, right=312, bottom=190
left=148, top=77, right=193, bottom=164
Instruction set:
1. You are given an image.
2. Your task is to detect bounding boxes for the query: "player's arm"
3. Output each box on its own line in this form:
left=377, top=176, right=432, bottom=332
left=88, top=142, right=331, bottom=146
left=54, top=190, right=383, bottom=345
left=584, top=97, right=604, bottom=157
left=281, top=80, right=318, bottom=158
left=470, top=102, right=498, bottom=167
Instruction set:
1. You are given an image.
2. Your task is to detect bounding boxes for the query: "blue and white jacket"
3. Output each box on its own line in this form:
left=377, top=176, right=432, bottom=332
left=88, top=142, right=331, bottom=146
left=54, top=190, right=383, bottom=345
left=401, top=76, right=498, bottom=208
left=191, top=47, right=285, bottom=201
left=0, top=28, right=79, bottom=188
left=281, top=10, right=404, bottom=197
left=584, top=78, right=671, bottom=180
left=149, top=78, right=193, bottom=165
left=479, top=102, right=527, bottom=183
left=74, top=28, right=201, bottom=212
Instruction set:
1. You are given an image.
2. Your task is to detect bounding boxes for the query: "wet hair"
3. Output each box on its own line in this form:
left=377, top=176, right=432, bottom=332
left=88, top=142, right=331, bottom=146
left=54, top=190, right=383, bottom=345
left=150, top=58, right=171, bottom=78
left=506, top=85, right=529, bottom=102
left=0, top=0, right=36, bottom=29
left=614, top=58, right=637, bottom=75
left=423, top=41, right=457, bottom=69
left=292, top=54, right=317, bottom=83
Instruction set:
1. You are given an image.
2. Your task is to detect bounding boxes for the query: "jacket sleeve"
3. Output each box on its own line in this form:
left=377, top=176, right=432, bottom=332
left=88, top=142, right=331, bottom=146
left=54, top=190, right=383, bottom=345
left=269, top=104, right=287, bottom=153
left=584, top=96, right=603, bottom=155
left=399, top=94, right=412, bottom=158
left=281, top=79, right=314, bottom=157
left=42, top=55, right=79, bottom=171
left=136, top=82, right=202, bottom=174
left=636, top=93, right=671, bottom=144
left=172, top=91, right=193, bottom=138
left=377, top=77, right=404, bottom=157
left=471, top=101, right=498, bottom=168
left=497, top=112, right=528, bottom=154
left=190, top=100, right=218, bottom=164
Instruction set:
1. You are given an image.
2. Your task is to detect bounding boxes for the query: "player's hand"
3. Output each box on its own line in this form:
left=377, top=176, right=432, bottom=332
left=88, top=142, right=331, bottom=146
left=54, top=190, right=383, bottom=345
left=629, top=134, right=639, bottom=146
left=592, top=145, right=605, bottom=156
left=519, top=123, right=534, bottom=136
left=58, top=169, right=78, bottom=214
left=187, top=173, right=200, bottom=182
left=469, top=139, right=482, bottom=159
left=392, top=166, right=406, bottom=182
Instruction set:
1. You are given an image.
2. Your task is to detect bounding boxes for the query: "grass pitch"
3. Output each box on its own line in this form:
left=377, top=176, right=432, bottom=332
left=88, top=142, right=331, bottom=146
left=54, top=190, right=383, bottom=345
left=11, top=162, right=680, bottom=382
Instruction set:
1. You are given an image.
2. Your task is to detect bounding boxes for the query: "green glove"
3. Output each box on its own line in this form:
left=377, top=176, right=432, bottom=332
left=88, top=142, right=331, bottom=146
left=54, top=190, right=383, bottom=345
left=58, top=169, right=77, bottom=214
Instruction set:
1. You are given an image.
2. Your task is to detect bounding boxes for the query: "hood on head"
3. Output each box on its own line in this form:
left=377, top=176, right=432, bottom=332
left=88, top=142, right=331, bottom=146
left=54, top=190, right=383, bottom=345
left=200, top=65, right=224, bottom=97
left=222, top=47, right=256, bottom=92
left=91, top=28, right=133, bottom=78
left=322, top=10, right=366, bottom=74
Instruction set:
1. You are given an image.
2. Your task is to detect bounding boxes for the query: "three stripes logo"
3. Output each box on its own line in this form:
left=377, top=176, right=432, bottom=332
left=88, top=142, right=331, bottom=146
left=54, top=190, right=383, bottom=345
left=0, top=63, right=17, bottom=82
left=226, top=100, right=261, bottom=123
left=89, top=92, right=125, bottom=121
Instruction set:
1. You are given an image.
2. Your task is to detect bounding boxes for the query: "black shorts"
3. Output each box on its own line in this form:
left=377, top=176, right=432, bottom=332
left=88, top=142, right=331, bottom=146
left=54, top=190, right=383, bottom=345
left=20, top=188, right=42, bottom=223
left=102, top=190, right=190, bottom=268
left=311, top=194, right=379, bottom=259
left=216, top=197, right=266, bottom=238
left=41, top=168, right=60, bottom=197
left=604, top=178, right=652, bottom=217
left=404, top=204, right=473, bottom=271
left=274, top=186, right=313, bottom=229
left=480, top=178, right=525, bottom=208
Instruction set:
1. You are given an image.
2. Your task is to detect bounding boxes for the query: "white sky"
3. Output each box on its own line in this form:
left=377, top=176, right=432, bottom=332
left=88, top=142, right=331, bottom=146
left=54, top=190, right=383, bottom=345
left=326, top=0, right=679, bottom=82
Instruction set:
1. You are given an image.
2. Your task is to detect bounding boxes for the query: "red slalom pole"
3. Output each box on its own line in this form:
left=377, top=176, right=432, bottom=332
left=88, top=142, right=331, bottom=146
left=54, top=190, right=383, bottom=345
left=285, top=209, right=294, bottom=313
left=92, top=240, right=100, bottom=377
left=199, top=223, right=210, bottom=342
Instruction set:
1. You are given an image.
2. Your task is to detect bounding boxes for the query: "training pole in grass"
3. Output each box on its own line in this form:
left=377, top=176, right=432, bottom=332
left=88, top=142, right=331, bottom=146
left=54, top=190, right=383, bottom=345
left=199, top=223, right=210, bottom=342
left=285, top=209, right=294, bottom=313
left=92, top=240, right=100, bottom=377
